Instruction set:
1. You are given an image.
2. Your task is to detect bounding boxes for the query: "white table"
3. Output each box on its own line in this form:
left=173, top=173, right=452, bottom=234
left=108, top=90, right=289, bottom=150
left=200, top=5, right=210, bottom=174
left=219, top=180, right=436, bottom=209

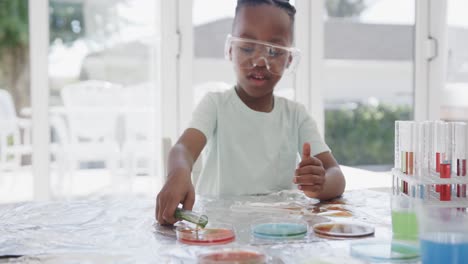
left=0, top=188, right=394, bottom=263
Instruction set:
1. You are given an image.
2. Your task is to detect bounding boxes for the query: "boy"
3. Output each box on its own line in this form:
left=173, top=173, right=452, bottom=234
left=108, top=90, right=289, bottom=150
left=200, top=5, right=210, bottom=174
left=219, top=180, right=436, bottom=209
left=156, top=0, right=345, bottom=225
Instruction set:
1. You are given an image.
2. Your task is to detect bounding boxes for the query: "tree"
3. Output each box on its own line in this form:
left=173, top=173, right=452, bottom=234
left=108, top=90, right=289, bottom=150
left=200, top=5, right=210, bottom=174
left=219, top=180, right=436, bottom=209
left=326, top=0, right=368, bottom=18
left=325, top=103, right=411, bottom=167
left=0, top=0, right=128, bottom=113
left=0, top=0, right=29, bottom=113
left=0, top=0, right=85, bottom=112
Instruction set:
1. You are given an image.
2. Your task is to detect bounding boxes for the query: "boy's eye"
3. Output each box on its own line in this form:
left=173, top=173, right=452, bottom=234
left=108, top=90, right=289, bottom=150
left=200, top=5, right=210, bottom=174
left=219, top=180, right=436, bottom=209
left=267, top=47, right=284, bottom=57
left=238, top=45, right=254, bottom=54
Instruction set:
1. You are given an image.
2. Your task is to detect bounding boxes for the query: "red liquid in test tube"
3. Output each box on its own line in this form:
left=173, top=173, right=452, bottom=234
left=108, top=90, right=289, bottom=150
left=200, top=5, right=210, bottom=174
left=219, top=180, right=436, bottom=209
left=406, top=152, right=414, bottom=195
left=401, top=151, right=408, bottom=194
left=457, top=159, right=467, bottom=198
left=440, top=163, right=451, bottom=201
left=408, top=152, right=414, bottom=175
left=404, top=152, right=409, bottom=194
left=435, top=153, right=441, bottom=192
left=454, top=123, right=467, bottom=199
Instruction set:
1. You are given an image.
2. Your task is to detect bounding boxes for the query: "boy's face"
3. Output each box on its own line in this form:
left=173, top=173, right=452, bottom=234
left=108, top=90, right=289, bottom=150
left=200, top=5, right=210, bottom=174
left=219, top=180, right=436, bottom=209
left=232, top=4, right=293, bottom=99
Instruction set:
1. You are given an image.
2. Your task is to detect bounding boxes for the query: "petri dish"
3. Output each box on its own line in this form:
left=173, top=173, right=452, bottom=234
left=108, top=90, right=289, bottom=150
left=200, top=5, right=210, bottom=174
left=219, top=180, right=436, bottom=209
left=153, top=223, right=177, bottom=238
left=318, top=211, right=353, bottom=217
left=298, top=256, right=365, bottom=264
left=313, top=222, right=374, bottom=238
left=252, top=219, right=308, bottom=240
left=176, top=225, right=236, bottom=246
left=198, top=248, right=266, bottom=264
left=350, top=241, right=420, bottom=262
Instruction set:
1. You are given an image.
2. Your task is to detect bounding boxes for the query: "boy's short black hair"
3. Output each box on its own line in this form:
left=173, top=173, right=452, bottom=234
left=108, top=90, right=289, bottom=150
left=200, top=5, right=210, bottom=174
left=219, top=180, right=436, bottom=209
left=234, top=0, right=296, bottom=30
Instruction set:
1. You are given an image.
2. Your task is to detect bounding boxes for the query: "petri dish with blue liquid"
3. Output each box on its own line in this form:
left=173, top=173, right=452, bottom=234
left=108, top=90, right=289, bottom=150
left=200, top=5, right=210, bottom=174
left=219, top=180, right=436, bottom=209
left=350, top=241, right=420, bottom=263
left=251, top=218, right=308, bottom=240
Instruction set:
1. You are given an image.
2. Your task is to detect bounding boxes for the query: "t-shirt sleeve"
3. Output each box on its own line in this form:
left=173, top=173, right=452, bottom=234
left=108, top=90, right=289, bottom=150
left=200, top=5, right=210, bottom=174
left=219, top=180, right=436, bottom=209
left=297, top=104, right=331, bottom=157
left=188, top=93, right=217, bottom=140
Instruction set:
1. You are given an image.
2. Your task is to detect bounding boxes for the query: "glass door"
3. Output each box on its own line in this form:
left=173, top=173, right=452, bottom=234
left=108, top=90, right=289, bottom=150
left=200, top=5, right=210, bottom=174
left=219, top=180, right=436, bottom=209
left=48, top=0, right=162, bottom=197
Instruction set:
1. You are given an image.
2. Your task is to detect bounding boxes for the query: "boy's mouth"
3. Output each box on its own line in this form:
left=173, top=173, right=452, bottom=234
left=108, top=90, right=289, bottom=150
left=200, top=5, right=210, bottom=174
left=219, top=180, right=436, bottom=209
left=247, top=71, right=270, bottom=85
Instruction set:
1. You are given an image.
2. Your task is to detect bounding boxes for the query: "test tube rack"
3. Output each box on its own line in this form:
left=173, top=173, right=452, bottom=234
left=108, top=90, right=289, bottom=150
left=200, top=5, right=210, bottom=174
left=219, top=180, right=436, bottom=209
left=392, top=120, right=468, bottom=207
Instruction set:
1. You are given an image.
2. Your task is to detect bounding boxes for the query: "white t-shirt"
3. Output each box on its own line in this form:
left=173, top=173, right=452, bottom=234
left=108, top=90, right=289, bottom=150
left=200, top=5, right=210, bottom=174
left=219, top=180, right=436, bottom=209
left=189, top=87, right=330, bottom=196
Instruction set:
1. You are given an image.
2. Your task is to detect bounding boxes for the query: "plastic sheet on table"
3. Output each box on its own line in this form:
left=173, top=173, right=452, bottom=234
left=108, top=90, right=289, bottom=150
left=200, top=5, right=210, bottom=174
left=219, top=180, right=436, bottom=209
left=0, top=190, right=392, bottom=263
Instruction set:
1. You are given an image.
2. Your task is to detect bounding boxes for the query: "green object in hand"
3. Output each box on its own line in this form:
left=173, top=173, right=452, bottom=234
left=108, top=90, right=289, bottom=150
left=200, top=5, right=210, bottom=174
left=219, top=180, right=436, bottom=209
left=175, top=208, right=208, bottom=228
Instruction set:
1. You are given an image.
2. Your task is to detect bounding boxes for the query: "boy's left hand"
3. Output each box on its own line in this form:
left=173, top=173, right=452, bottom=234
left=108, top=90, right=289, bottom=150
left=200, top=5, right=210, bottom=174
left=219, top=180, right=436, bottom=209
left=294, top=142, right=326, bottom=196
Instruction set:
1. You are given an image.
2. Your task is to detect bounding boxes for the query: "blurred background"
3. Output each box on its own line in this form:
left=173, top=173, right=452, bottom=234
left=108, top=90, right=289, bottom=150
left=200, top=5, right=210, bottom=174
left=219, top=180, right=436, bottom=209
left=0, top=0, right=467, bottom=202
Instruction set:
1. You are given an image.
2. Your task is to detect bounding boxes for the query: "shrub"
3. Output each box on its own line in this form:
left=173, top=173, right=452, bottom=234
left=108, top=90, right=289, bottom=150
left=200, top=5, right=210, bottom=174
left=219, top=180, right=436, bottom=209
left=325, top=103, right=411, bottom=166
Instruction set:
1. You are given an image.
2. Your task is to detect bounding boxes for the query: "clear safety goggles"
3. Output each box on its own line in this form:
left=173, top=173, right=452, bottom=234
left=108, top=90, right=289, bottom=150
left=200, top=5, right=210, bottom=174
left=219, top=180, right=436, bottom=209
left=224, top=34, right=301, bottom=76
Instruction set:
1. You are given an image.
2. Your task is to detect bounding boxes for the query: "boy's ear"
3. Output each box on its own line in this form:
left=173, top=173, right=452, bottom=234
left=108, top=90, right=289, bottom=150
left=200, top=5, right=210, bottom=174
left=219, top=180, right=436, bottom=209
left=287, top=54, right=292, bottom=68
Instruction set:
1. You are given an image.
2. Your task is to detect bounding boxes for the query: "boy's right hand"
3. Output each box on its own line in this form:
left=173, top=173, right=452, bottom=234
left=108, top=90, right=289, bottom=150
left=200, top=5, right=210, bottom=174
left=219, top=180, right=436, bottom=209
left=155, top=168, right=195, bottom=225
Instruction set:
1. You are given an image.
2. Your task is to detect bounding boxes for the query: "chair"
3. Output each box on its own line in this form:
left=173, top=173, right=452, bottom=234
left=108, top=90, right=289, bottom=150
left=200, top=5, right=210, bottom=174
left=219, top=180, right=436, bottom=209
left=0, top=89, right=31, bottom=172
left=59, top=80, right=123, bottom=186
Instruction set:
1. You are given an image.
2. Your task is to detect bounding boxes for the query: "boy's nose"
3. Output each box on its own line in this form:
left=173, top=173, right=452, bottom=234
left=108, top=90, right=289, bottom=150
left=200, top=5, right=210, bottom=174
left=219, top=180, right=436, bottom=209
left=252, top=56, right=269, bottom=68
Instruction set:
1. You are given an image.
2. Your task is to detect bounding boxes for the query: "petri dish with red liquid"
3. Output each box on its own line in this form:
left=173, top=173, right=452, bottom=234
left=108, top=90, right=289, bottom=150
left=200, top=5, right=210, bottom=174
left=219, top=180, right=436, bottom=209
left=197, top=247, right=266, bottom=264
left=176, top=224, right=236, bottom=246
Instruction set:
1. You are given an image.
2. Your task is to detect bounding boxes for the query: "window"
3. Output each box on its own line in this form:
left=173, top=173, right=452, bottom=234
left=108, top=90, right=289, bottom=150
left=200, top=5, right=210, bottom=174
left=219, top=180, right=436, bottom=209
left=0, top=0, right=33, bottom=203
left=323, top=0, right=415, bottom=170
left=48, top=0, right=161, bottom=197
left=442, top=0, right=468, bottom=122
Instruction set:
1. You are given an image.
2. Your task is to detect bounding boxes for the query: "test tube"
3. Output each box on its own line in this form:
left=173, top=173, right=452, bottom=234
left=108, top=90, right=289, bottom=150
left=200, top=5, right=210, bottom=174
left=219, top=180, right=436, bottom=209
left=395, top=121, right=403, bottom=195
left=417, top=122, right=431, bottom=199
left=397, top=121, right=411, bottom=195
left=420, top=122, right=432, bottom=174
left=454, top=123, right=467, bottom=198
left=395, top=121, right=402, bottom=172
left=409, top=122, right=418, bottom=197
left=438, top=122, right=451, bottom=201
left=432, top=121, right=445, bottom=194
left=432, top=121, right=446, bottom=173
left=175, top=208, right=209, bottom=228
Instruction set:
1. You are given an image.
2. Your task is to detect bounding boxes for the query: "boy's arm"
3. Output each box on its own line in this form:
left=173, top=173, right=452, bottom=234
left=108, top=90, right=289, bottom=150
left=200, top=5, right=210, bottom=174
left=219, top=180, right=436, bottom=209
left=155, top=128, right=206, bottom=224
left=311, top=151, right=346, bottom=200
left=294, top=143, right=346, bottom=201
